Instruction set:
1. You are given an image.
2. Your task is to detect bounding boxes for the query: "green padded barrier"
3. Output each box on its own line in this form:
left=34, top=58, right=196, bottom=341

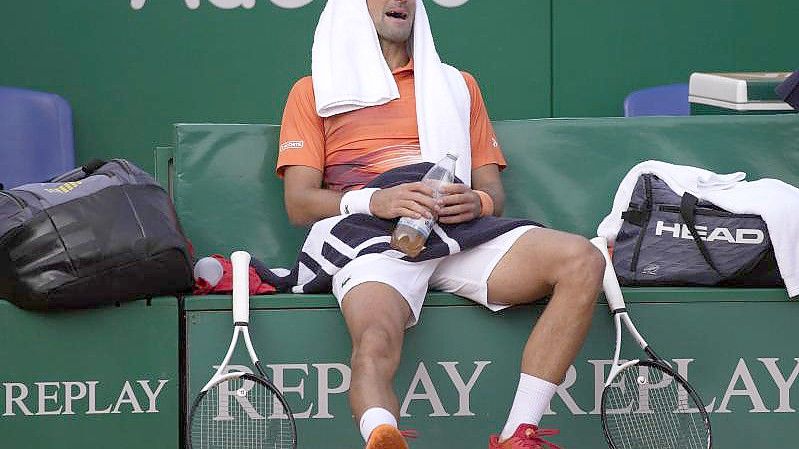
left=185, top=295, right=798, bottom=449
left=173, top=124, right=307, bottom=267
left=175, top=115, right=799, bottom=266
left=496, top=115, right=799, bottom=236
left=0, top=298, right=179, bottom=449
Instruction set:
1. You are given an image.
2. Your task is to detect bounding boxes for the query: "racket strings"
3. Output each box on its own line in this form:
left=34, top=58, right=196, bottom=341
left=190, top=377, right=294, bottom=449
left=604, top=366, right=708, bottom=449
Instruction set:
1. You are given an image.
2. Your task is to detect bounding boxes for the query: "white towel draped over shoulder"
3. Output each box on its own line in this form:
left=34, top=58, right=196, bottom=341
left=597, top=160, right=799, bottom=298
left=311, top=0, right=473, bottom=185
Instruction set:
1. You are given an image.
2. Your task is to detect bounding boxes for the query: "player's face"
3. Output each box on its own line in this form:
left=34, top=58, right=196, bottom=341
left=366, top=0, right=415, bottom=45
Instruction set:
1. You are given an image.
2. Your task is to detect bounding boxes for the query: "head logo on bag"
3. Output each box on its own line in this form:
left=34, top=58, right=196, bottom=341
left=641, top=264, right=660, bottom=276
left=43, top=181, right=82, bottom=194
left=655, top=221, right=764, bottom=245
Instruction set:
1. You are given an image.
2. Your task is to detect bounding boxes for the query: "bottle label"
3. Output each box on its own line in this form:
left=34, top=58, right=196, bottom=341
left=397, top=216, right=434, bottom=239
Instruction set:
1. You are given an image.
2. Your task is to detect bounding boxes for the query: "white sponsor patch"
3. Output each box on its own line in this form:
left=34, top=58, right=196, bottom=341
left=280, top=140, right=304, bottom=152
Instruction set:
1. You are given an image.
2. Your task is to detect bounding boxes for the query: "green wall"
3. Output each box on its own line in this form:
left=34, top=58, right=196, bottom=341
left=0, top=1, right=795, bottom=174
left=552, top=0, right=799, bottom=117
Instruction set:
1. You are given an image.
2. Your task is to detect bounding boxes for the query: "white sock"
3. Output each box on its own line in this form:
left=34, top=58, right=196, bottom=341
left=499, top=373, right=558, bottom=440
left=359, top=407, right=398, bottom=443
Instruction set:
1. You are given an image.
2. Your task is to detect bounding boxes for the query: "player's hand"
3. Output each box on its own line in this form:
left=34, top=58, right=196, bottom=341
left=437, top=183, right=482, bottom=224
left=370, top=182, right=437, bottom=220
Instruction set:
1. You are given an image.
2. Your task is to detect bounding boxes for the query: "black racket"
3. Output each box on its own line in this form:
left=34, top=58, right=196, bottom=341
left=188, top=251, right=297, bottom=449
left=590, top=237, right=711, bottom=449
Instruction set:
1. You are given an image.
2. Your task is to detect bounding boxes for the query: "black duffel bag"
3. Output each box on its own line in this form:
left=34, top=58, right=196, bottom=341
left=0, top=159, right=194, bottom=309
left=612, top=173, right=783, bottom=287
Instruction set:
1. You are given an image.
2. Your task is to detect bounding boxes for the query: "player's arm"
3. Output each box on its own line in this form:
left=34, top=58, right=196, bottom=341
left=282, top=166, right=342, bottom=226
left=283, top=167, right=437, bottom=226
left=472, top=163, right=505, bottom=216
left=278, top=78, right=345, bottom=226
left=437, top=164, right=505, bottom=223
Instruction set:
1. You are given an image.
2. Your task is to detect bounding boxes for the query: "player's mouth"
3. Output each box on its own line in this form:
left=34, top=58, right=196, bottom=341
left=385, top=9, right=409, bottom=21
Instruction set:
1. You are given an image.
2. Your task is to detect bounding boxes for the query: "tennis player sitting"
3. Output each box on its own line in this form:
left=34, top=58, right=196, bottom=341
left=276, top=1, right=605, bottom=448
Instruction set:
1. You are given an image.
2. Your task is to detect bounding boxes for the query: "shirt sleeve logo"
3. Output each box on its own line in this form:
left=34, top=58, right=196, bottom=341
left=279, top=140, right=305, bottom=152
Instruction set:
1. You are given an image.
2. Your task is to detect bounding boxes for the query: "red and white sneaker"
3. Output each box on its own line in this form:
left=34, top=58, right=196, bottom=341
left=488, top=424, right=561, bottom=449
left=364, top=424, right=417, bottom=449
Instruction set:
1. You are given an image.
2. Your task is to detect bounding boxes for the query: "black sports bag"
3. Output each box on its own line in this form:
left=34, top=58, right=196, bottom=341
left=0, top=159, right=194, bottom=309
left=612, top=174, right=783, bottom=287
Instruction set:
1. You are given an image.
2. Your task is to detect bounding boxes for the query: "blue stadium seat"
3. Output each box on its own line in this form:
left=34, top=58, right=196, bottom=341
left=0, top=86, right=75, bottom=189
left=623, top=83, right=690, bottom=117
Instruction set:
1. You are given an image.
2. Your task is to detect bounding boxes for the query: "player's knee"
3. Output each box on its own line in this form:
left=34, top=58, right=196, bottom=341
left=351, top=326, right=402, bottom=369
left=559, top=237, right=605, bottom=288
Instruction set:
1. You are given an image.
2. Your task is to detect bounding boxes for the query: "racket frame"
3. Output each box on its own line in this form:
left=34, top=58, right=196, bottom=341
left=188, top=250, right=297, bottom=449
left=590, top=237, right=712, bottom=449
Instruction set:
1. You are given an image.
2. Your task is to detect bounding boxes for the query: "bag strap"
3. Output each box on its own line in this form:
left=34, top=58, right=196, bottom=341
left=48, top=159, right=107, bottom=183
left=627, top=174, right=654, bottom=273
left=680, top=192, right=722, bottom=275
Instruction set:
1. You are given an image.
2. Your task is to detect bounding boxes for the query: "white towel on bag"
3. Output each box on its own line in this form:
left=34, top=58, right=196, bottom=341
left=311, top=0, right=473, bottom=185
left=597, top=160, right=799, bottom=298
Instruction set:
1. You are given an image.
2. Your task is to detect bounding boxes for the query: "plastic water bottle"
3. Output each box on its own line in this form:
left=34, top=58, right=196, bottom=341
left=390, top=153, right=458, bottom=257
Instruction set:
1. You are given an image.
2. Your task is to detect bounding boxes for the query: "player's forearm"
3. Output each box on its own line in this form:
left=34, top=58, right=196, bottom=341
left=470, top=164, right=505, bottom=217
left=284, top=186, right=343, bottom=226
left=476, top=183, right=505, bottom=217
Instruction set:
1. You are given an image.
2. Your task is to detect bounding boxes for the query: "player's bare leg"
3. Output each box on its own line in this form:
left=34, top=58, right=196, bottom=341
left=487, top=228, right=603, bottom=380
left=341, top=282, right=412, bottom=449
left=486, top=228, right=604, bottom=447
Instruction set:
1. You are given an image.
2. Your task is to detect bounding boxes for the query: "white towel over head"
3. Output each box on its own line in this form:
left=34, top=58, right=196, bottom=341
left=311, top=0, right=473, bottom=185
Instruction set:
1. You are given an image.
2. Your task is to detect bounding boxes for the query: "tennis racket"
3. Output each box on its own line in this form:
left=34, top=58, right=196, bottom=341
left=188, top=250, right=297, bottom=449
left=589, top=237, right=711, bottom=449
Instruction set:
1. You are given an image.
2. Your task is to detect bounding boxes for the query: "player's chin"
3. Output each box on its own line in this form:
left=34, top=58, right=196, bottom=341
left=381, top=27, right=412, bottom=43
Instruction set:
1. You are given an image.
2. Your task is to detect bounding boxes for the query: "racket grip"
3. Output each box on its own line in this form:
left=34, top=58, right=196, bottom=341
left=589, top=237, right=627, bottom=312
left=231, top=250, right=252, bottom=323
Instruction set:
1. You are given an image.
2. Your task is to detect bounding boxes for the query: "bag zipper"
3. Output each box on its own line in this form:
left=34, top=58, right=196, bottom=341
left=113, top=159, right=135, bottom=175
left=658, top=204, right=761, bottom=219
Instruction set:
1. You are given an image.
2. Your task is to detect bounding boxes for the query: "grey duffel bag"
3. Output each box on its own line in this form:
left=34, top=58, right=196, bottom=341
left=0, top=159, right=194, bottom=309
left=612, top=174, right=783, bottom=287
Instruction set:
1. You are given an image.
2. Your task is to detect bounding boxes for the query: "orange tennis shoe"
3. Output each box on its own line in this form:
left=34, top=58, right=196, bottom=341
left=488, top=424, right=561, bottom=449
left=365, top=424, right=417, bottom=449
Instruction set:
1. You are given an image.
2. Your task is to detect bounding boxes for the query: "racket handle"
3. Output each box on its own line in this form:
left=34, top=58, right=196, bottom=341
left=231, top=250, right=252, bottom=323
left=589, top=237, right=627, bottom=312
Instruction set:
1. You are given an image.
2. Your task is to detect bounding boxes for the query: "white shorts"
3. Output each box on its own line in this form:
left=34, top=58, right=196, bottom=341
left=331, top=225, right=536, bottom=327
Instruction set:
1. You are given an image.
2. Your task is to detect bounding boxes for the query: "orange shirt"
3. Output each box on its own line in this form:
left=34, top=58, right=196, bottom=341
left=277, top=60, right=506, bottom=192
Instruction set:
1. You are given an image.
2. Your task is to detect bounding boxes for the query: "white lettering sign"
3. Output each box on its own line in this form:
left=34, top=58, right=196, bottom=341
left=2, top=380, right=169, bottom=417
left=438, top=361, right=491, bottom=417
left=312, top=363, right=350, bottom=419
left=716, top=358, right=769, bottom=413
left=758, top=358, right=799, bottom=413
left=400, top=362, right=448, bottom=417
left=131, top=0, right=470, bottom=10
left=6, top=355, right=798, bottom=421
